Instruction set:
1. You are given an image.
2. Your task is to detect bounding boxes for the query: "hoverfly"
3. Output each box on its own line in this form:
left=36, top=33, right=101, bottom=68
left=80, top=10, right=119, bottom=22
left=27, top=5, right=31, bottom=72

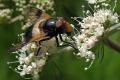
left=10, top=7, right=74, bottom=55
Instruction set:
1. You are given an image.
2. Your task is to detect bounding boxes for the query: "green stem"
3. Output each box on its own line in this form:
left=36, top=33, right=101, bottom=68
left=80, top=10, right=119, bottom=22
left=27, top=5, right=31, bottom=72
left=104, top=23, right=120, bottom=53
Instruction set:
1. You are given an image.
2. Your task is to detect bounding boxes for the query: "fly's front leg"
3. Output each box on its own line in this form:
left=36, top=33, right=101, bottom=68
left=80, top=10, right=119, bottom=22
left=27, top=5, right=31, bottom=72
left=35, top=41, right=41, bottom=56
left=59, top=34, right=77, bottom=50
left=59, top=34, right=69, bottom=44
left=55, top=35, right=66, bottom=47
left=59, top=34, right=64, bottom=41
left=55, top=36, right=60, bottom=47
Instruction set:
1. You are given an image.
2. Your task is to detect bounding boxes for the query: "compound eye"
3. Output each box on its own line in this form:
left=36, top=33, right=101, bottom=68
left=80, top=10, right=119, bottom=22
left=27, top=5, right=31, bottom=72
left=55, top=20, right=62, bottom=28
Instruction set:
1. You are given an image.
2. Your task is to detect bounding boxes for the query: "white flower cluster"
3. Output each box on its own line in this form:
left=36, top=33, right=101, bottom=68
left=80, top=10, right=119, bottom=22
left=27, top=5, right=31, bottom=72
left=13, top=0, right=55, bottom=14
left=30, top=0, right=55, bottom=12
left=12, top=0, right=55, bottom=30
left=94, top=9, right=119, bottom=24
left=73, top=16, right=100, bottom=60
left=0, top=9, right=11, bottom=20
left=9, top=37, right=57, bottom=79
left=13, top=0, right=27, bottom=11
left=14, top=42, right=47, bottom=78
left=73, top=9, right=119, bottom=61
left=86, top=0, right=106, bottom=4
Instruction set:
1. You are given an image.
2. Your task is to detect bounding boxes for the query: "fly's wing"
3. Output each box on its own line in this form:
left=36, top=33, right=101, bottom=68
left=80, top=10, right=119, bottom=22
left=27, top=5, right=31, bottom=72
left=23, top=6, right=52, bottom=41
left=8, top=42, right=26, bottom=53
left=23, top=6, right=42, bottom=23
left=23, top=6, right=51, bottom=25
left=9, top=20, right=50, bottom=53
left=9, top=7, right=52, bottom=52
left=23, top=7, right=52, bottom=43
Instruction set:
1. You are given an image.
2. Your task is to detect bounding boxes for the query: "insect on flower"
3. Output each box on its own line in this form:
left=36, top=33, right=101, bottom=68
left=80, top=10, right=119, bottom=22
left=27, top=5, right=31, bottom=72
left=10, top=7, right=74, bottom=55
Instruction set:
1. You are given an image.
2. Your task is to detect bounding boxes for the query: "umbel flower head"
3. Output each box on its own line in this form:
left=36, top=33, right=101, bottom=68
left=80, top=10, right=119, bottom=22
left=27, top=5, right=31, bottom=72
left=0, top=8, right=11, bottom=22
left=86, top=0, right=106, bottom=4
left=13, top=0, right=55, bottom=15
left=72, top=0, right=119, bottom=69
left=9, top=37, right=58, bottom=79
left=93, top=9, right=119, bottom=24
left=73, top=9, right=119, bottom=60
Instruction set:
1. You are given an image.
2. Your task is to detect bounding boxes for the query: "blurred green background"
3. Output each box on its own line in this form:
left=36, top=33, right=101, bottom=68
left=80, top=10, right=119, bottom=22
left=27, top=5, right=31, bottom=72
left=0, top=0, right=120, bottom=80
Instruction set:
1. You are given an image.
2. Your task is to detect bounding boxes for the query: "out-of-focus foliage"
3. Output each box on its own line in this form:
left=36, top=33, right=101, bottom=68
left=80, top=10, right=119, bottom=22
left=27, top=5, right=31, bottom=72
left=0, top=0, right=120, bottom=80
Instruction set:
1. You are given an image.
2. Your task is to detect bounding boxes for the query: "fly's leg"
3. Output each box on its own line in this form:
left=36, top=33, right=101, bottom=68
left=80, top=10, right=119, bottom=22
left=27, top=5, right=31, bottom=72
left=55, top=36, right=60, bottom=47
left=35, top=41, right=41, bottom=56
left=59, top=34, right=77, bottom=50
